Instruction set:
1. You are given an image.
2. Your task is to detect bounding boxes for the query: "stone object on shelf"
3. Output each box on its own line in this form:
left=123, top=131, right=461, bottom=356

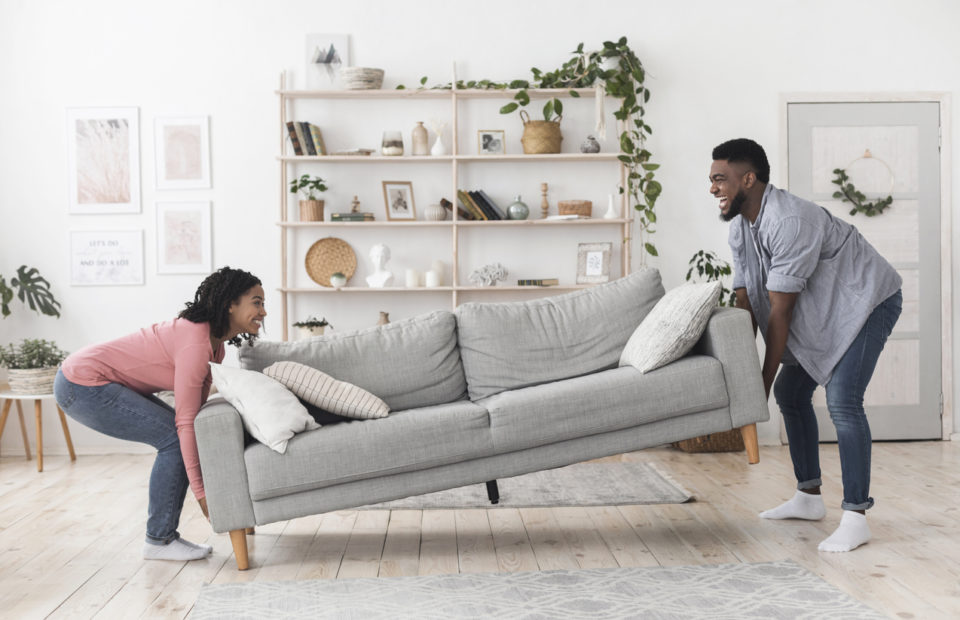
left=580, top=135, right=601, bottom=153
left=366, top=243, right=394, bottom=288
left=469, top=262, right=508, bottom=287
left=339, top=67, right=384, bottom=90
left=350, top=195, right=361, bottom=213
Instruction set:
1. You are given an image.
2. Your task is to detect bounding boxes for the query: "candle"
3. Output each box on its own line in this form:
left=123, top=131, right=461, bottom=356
left=431, top=260, right=444, bottom=285
left=425, top=270, right=440, bottom=288
left=405, top=269, right=420, bottom=288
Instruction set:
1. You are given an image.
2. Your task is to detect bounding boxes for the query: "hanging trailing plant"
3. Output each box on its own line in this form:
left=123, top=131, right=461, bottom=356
left=831, top=168, right=893, bottom=217
left=399, top=37, right=661, bottom=261
left=686, top=250, right=736, bottom=307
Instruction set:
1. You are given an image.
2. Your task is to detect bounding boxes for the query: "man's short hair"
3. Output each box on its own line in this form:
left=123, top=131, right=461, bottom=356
left=712, top=138, right=770, bottom=183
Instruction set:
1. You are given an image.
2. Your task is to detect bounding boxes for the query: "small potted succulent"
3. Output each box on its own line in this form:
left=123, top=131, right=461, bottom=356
left=329, top=271, right=347, bottom=289
left=292, top=316, right=332, bottom=339
left=0, top=339, right=68, bottom=395
left=289, top=174, right=329, bottom=222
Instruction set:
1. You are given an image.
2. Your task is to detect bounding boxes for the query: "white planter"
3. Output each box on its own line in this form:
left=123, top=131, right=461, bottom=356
left=7, top=366, right=58, bottom=395
left=297, top=325, right=326, bottom=339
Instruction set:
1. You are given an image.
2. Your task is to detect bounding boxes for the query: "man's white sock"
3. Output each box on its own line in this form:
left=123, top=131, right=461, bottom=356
left=759, top=490, right=826, bottom=520
left=818, top=510, right=870, bottom=552
left=178, top=537, right=213, bottom=554
left=143, top=537, right=212, bottom=561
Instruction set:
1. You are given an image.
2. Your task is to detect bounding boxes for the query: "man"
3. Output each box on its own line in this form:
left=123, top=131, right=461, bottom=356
left=710, top=138, right=902, bottom=552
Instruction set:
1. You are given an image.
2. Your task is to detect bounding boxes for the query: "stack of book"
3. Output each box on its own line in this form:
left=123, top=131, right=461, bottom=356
left=286, top=121, right=327, bottom=156
left=331, top=212, right=375, bottom=222
left=457, top=189, right=507, bottom=220
left=517, top=278, right=559, bottom=286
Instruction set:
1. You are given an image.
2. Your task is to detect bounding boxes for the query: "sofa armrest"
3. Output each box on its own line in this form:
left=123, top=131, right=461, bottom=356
left=693, top=307, right=769, bottom=428
left=195, top=399, right=256, bottom=533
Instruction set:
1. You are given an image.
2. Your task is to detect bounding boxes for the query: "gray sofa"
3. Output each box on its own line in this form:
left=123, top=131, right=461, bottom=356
left=195, top=267, right=768, bottom=569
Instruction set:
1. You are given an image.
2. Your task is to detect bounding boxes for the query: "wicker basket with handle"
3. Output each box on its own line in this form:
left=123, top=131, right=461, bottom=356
left=672, top=428, right=745, bottom=453
left=519, top=110, right=562, bottom=154
left=558, top=200, right=592, bottom=217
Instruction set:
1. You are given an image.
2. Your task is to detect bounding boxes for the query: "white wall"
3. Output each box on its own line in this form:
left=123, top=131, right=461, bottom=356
left=1, top=0, right=958, bottom=455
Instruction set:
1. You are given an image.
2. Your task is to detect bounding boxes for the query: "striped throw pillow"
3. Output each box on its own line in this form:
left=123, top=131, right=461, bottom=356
left=263, top=361, right=390, bottom=419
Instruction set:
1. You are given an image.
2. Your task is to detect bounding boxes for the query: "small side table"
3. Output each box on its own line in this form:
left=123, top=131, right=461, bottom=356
left=0, top=383, right=76, bottom=472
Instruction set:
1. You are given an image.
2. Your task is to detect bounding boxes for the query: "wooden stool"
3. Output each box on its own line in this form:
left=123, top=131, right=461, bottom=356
left=0, top=383, right=76, bottom=472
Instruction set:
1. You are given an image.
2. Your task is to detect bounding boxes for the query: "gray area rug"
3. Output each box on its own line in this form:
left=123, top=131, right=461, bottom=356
left=192, top=560, right=885, bottom=619
left=357, top=462, right=693, bottom=510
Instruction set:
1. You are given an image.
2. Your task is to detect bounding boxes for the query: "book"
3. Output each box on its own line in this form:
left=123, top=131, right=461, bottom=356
left=285, top=121, right=303, bottom=156
left=292, top=122, right=308, bottom=156
left=440, top=197, right=473, bottom=220
left=457, top=190, right=487, bottom=220
left=331, top=212, right=376, bottom=221
left=517, top=278, right=559, bottom=286
left=299, top=122, right=317, bottom=155
left=477, top=189, right=507, bottom=220
left=308, top=123, right=327, bottom=155
left=469, top=190, right=500, bottom=220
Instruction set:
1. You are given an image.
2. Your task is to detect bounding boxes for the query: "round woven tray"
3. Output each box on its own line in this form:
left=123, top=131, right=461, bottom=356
left=305, top=237, right=357, bottom=287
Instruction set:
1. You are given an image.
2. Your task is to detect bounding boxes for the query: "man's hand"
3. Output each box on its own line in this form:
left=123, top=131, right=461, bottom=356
left=198, top=497, right=209, bottom=520
left=762, top=291, right=799, bottom=398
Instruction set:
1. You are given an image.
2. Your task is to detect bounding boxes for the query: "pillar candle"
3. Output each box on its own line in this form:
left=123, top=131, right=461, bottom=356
left=405, top=268, right=420, bottom=287
left=431, top=260, right=444, bottom=285
left=425, top=270, right=440, bottom=288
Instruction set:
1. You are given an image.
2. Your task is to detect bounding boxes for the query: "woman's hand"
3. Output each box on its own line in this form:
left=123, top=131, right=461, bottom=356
left=198, top=497, right=210, bottom=520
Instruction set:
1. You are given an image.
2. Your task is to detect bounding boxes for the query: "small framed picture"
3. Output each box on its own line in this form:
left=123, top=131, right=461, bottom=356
left=69, top=230, right=144, bottom=286
left=576, top=242, right=612, bottom=284
left=156, top=201, right=212, bottom=274
left=155, top=116, right=211, bottom=189
left=477, top=130, right=505, bottom=155
left=382, top=181, right=416, bottom=220
left=66, top=106, right=141, bottom=214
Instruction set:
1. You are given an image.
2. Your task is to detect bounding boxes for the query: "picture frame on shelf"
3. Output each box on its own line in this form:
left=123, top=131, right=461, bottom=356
left=382, top=181, right=416, bottom=220
left=478, top=129, right=505, bottom=155
left=305, top=33, right=349, bottom=89
left=69, top=230, right=144, bottom=286
left=154, top=116, right=211, bottom=190
left=66, top=107, right=140, bottom=214
left=156, top=201, right=212, bottom=274
left=576, top=242, right=612, bottom=284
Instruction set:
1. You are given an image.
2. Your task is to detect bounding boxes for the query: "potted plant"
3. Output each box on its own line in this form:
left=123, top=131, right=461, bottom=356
left=289, top=174, right=329, bottom=222
left=500, top=91, right=563, bottom=155
left=329, top=272, right=347, bottom=289
left=292, top=316, right=332, bottom=339
left=1, top=265, right=62, bottom=319
left=0, top=339, right=68, bottom=394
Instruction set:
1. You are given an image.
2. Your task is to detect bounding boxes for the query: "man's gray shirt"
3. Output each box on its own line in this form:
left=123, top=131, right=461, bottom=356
left=729, top=184, right=902, bottom=386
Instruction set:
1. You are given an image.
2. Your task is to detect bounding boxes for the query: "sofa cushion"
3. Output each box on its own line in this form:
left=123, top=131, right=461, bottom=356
left=264, top=361, right=390, bottom=419
left=456, top=268, right=665, bottom=400
left=244, top=400, right=494, bottom=501
left=239, top=310, right=466, bottom=411
left=477, top=355, right=728, bottom=453
left=619, top=281, right=722, bottom=373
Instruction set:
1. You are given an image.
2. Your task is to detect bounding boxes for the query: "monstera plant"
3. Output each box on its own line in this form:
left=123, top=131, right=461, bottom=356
left=0, top=265, right=61, bottom=319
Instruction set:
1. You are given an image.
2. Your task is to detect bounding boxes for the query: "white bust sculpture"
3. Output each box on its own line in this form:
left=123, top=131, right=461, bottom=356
left=366, top=243, right=394, bottom=288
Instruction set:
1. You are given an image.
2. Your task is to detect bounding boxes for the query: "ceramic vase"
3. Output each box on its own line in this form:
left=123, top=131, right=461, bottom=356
left=430, top=133, right=446, bottom=156
left=330, top=273, right=347, bottom=288
left=424, top=203, right=447, bottom=221
left=381, top=131, right=403, bottom=156
left=411, top=122, right=429, bottom=156
left=507, top=195, right=529, bottom=220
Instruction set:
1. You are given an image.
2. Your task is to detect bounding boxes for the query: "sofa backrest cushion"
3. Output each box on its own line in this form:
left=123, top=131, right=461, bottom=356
left=455, top=267, right=665, bottom=400
left=238, top=310, right=466, bottom=411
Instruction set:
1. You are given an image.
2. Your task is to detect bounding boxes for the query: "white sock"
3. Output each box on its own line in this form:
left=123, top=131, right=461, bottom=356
left=759, top=490, right=826, bottom=520
left=178, top=537, right=213, bottom=554
left=818, top=510, right=870, bottom=552
left=143, top=537, right=212, bottom=561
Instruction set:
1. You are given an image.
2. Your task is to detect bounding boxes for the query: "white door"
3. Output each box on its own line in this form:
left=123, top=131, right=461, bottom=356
left=786, top=101, right=941, bottom=440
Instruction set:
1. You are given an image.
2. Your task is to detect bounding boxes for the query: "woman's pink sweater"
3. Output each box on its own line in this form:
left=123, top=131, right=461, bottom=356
left=61, top=318, right=225, bottom=499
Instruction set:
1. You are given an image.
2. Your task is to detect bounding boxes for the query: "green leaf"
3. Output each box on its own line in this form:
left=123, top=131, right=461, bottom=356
left=620, top=133, right=635, bottom=152
left=569, top=89, right=580, bottom=98
left=419, top=76, right=428, bottom=85
left=554, top=99, right=563, bottom=116
left=11, top=266, right=61, bottom=318
left=395, top=85, right=406, bottom=90
left=499, top=102, right=519, bottom=114
left=543, top=99, right=555, bottom=121
left=644, top=243, right=658, bottom=256
left=515, top=90, right=530, bottom=105
left=641, top=163, right=659, bottom=171
left=617, top=155, right=632, bottom=164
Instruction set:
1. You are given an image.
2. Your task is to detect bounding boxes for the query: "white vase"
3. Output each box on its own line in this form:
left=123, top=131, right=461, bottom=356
left=603, top=194, right=619, bottom=219
left=430, top=134, right=446, bottom=156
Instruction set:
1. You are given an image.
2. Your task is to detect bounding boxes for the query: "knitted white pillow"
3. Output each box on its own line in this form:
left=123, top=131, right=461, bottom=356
left=263, top=361, right=390, bottom=420
left=208, top=363, right=319, bottom=453
left=619, top=281, right=722, bottom=373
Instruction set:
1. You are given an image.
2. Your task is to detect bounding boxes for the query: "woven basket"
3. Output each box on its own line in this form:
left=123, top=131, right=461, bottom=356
left=7, top=367, right=58, bottom=395
left=672, top=429, right=745, bottom=453
left=299, top=200, right=324, bottom=222
left=339, top=67, right=384, bottom=90
left=519, top=110, right=562, bottom=154
left=558, top=200, right=592, bottom=217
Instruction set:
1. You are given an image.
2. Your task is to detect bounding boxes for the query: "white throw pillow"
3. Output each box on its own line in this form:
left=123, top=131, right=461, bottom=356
left=263, top=361, right=390, bottom=420
left=618, top=281, right=722, bottom=373
left=208, top=363, right=319, bottom=453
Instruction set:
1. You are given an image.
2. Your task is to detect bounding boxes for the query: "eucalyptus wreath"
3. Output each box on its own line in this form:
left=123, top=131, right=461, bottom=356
left=831, top=168, right=893, bottom=217
left=399, top=37, right=662, bottom=260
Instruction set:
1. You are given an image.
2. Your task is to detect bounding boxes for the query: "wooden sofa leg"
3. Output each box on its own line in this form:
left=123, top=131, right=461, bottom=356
left=740, top=423, right=760, bottom=464
left=245, top=526, right=255, bottom=535
left=229, top=529, right=250, bottom=570
left=485, top=480, right=500, bottom=505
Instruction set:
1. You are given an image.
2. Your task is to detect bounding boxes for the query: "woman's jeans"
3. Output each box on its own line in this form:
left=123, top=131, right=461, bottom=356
left=773, top=290, right=902, bottom=511
left=53, top=369, right=189, bottom=544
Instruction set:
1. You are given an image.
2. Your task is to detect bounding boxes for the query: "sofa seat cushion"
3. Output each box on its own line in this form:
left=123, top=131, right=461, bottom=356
left=456, top=268, right=665, bottom=401
left=477, top=355, right=729, bottom=454
left=244, top=400, right=494, bottom=501
left=238, top=310, right=466, bottom=411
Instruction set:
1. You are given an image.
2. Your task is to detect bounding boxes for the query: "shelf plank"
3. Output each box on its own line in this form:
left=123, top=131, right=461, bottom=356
left=278, top=285, right=592, bottom=293
left=280, top=155, right=453, bottom=162
left=276, top=88, right=603, bottom=100
left=277, top=219, right=632, bottom=227
left=278, top=154, right=619, bottom=163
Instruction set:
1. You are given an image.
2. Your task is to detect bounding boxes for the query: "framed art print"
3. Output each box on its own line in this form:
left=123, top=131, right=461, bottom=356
left=155, top=116, right=211, bottom=189
left=70, top=230, right=144, bottom=285
left=66, top=107, right=141, bottom=214
left=156, top=201, right=212, bottom=274
left=478, top=129, right=505, bottom=155
left=382, top=181, right=416, bottom=221
left=576, top=242, right=612, bottom=284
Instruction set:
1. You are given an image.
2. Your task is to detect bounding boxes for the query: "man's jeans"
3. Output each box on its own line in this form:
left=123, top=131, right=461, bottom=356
left=773, top=290, right=902, bottom=511
left=54, top=369, right=189, bottom=544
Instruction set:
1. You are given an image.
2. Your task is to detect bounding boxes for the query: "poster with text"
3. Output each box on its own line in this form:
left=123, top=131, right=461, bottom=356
left=70, top=230, right=144, bottom=285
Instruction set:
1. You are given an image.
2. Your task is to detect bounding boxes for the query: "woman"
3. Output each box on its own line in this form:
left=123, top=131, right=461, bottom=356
left=54, top=267, right=266, bottom=561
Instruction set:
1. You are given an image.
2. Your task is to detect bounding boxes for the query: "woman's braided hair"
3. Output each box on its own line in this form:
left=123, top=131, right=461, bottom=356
left=178, top=266, right=262, bottom=347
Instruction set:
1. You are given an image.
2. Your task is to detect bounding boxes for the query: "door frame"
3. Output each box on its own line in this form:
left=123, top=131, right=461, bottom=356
left=780, top=92, right=954, bottom=441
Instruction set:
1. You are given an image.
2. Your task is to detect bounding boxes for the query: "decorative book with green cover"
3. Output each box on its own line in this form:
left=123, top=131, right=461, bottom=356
left=517, top=278, right=559, bottom=286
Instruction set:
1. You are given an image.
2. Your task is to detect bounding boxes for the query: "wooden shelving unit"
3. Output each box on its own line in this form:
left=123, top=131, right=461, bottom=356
left=277, top=74, right=632, bottom=340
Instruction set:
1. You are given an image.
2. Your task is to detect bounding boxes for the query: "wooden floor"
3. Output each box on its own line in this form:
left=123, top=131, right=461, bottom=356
left=0, top=442, right=958, bottom=619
